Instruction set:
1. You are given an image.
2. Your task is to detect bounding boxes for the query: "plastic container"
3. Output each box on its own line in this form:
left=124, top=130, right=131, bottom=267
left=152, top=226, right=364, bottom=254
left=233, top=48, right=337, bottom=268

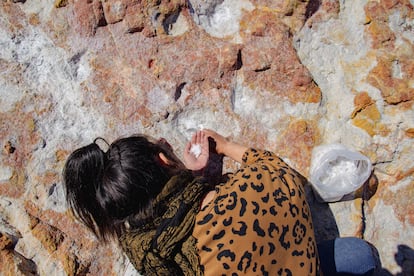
left=309, top=144, right=373, bottom=202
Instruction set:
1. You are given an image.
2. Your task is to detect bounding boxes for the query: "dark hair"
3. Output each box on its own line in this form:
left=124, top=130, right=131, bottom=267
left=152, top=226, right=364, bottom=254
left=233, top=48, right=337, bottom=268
left=63, top=135, right=185, bottom=241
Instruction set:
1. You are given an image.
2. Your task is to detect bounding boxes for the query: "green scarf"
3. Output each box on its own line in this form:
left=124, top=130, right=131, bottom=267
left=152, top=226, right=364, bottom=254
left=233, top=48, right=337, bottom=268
left=119, top=172, right=208, bottom=275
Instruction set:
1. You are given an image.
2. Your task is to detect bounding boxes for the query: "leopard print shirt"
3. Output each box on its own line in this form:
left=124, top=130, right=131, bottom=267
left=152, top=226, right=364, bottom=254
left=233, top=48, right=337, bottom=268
left=193, top=149, right=319, bottom=276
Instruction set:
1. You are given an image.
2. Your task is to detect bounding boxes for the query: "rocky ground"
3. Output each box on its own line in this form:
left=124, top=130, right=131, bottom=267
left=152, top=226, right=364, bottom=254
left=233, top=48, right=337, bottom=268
left=0, top=0, right=413, bottom=275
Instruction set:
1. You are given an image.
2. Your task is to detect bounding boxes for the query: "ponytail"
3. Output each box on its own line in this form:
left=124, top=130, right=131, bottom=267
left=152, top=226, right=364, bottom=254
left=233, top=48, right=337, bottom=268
left=63, top=135, right=187, bottom=241
left=63, top=142, right=108, bottom=239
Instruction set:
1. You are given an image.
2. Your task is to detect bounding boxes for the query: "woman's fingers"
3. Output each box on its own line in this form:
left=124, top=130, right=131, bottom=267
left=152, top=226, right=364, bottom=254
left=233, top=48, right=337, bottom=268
left=201, top=129, right=226, bottom=154
left=195, top=131, right=200, bottom=144
left=191, top=130, right=205, bottom=146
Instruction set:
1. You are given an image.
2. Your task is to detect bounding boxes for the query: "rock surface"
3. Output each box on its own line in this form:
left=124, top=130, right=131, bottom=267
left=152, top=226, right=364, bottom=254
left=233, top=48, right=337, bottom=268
left=0, top=0, right=413, bottom=275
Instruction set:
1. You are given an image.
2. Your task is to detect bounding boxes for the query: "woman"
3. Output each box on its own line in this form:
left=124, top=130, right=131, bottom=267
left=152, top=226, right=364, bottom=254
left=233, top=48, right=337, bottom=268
left=63, top=130, right=319, bottom=275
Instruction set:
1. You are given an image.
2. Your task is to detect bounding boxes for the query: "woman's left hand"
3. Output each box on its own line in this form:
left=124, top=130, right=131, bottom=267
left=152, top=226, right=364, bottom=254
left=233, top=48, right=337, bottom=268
left=183, top=131, right=209, bottom=171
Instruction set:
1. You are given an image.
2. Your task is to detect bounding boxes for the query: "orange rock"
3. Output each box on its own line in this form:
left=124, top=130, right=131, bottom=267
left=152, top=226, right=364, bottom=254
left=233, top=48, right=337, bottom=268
left=276, top=119, right=320, bottom=174
left=0, top=169, right=26, bottom=198
left=351, top=92, right=375, bottom=119
left=240, top=9, right=321, bottom=104
left=367, top=21, right=395, bottom=49
left=55, top=0, right=68, bottom=8
left=60, top=251, right=91, bottom=276
left=28, top=13, right=40, bottom=26
left=382, top=0, right=399, bottom=9
left=30, top=215, right=65, bottom=253
left=218, top=45, right=242, bottom=72
left=55, top=149, right=69, bottom=162
left=367, top=57, right=414, bottom=105
left=382, top=177, right=414, bottom=225
left=365, top=1, right=388, bottom=23
left=402, top=58, right=414, bottom=79
left=406, top=128, right=414, bottom=138
left=102, top=0, right=126, bottom=25
left=0, top=233, right=14, bottom=250
left=352, top=103, right=389, bottom=136
left=125, top=4, right=145, bottom=33
left=0, top=250, right=17, bottom=275
left=72, top=0, right=100, bottom=37
left=34, top=171, right=59, bottom=187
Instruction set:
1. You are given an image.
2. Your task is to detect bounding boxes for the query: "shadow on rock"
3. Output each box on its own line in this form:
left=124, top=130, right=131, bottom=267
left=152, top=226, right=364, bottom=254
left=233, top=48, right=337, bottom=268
left=304, top=183, right=340, bottom=244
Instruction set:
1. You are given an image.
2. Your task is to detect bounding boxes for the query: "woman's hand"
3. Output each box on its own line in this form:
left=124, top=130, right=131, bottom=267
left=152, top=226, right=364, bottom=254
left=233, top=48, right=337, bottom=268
left=202, top=129, right=228, bottom=155
left=183, top=131, right=209, bottom=171
left=203, top=129, right=248, bottom=163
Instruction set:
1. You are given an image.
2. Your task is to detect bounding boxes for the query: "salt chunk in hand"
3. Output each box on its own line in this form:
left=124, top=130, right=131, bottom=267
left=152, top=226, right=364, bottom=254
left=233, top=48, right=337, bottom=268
left=190, top=144, right=202, bottom=158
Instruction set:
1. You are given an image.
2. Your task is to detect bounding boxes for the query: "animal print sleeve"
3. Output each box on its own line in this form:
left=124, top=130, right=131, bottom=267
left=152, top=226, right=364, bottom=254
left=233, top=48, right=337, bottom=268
left=194, top=147, right=319, bottom=275
left=242, top=148, right=285, bottom=167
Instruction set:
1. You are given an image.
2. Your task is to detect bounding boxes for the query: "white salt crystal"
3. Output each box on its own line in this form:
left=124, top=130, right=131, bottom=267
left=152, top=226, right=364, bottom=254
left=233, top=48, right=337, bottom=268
left=0, top=166, right=13, bottom=181
left=190, top=144, right=202, bottom=158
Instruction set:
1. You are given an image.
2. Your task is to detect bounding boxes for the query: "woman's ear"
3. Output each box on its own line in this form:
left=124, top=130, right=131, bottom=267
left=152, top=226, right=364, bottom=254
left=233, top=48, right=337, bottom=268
left=158, top=152, right=170, bottom=166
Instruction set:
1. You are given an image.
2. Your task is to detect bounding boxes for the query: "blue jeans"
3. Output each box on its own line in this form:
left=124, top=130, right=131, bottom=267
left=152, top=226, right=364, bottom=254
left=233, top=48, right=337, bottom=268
left=318, top=237, right=381, bottom=275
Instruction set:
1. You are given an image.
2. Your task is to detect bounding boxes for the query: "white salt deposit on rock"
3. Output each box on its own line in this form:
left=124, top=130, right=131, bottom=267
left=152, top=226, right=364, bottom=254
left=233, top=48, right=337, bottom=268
left=1, top=1, right=413, bottom=275
left=174, top=108, right=239, bottom=143
left=190, top=144, right=202, bottom=158
left=0, top=166, right=13, bottom=181
left=189, top=0, right=254, bottom=42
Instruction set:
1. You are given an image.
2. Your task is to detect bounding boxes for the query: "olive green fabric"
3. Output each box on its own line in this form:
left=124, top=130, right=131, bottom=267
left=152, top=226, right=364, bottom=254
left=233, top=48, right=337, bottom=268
left=119, top=171, right=208, bottom=275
